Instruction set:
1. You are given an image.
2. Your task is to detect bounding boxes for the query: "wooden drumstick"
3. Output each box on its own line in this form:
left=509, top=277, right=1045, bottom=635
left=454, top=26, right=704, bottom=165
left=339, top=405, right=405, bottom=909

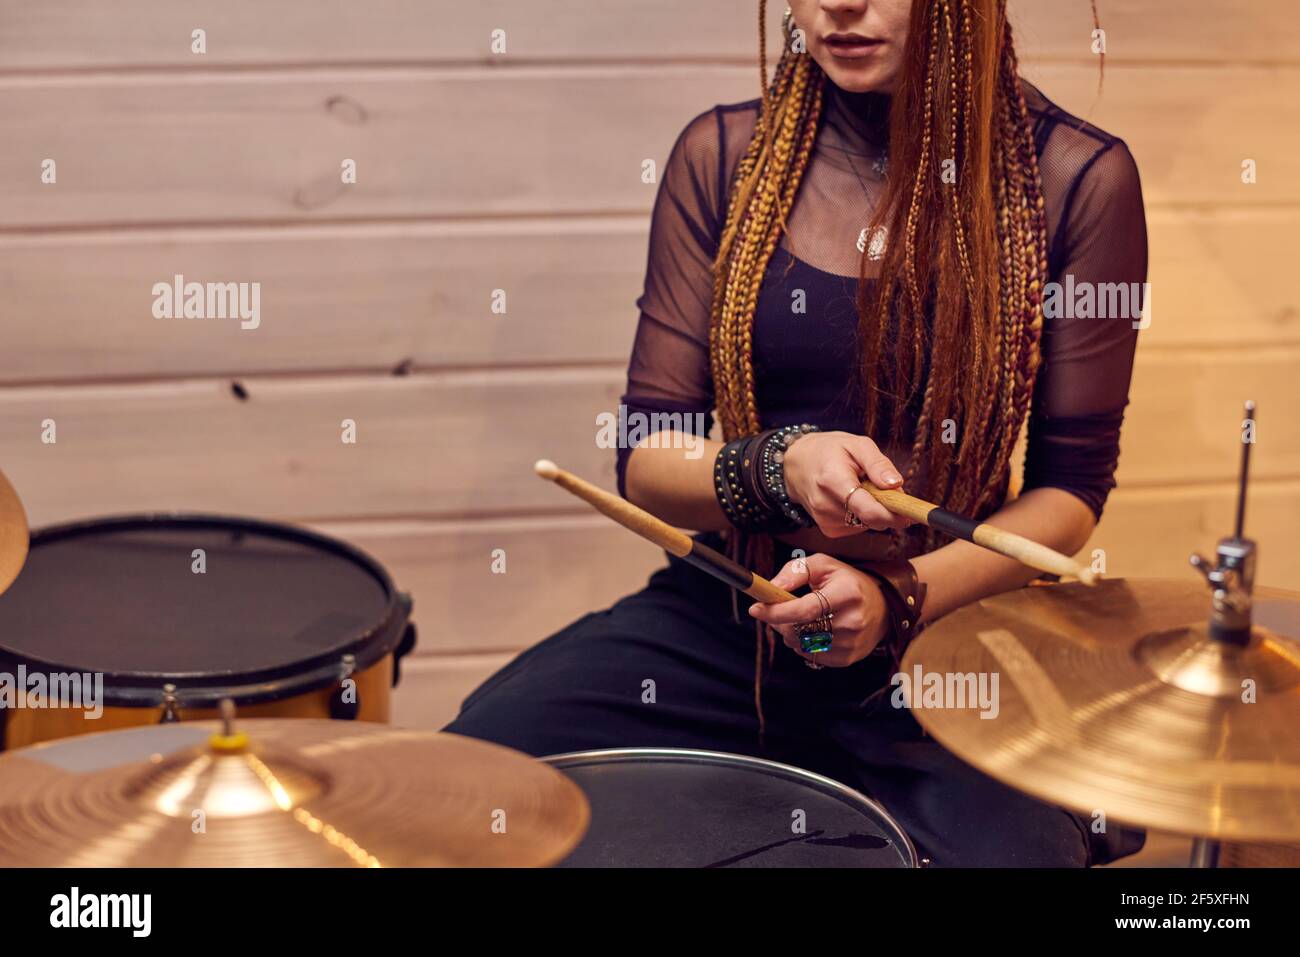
left=858, top=485, right=1098, bottom=585
left=533, top=460, right=796, bottom=603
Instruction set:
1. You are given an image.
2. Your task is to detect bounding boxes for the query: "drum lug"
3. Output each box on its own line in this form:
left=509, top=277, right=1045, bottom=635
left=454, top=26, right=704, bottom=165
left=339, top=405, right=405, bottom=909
left=329, top=654, right=361, bottom=720
left=159, top=683, right=180, bottom=723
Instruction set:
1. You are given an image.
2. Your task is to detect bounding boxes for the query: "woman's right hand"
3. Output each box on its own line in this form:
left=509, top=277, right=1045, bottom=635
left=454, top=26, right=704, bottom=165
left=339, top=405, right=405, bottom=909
left=781, top=431, right=915, bottom=537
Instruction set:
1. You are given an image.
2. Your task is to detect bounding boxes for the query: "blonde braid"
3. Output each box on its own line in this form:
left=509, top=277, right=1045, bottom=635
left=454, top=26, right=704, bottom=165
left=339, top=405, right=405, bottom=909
left=711, top=3, right=824, bottom=442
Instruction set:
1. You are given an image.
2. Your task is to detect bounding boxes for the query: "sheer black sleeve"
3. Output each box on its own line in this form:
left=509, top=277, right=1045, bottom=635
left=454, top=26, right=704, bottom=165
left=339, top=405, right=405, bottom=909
left=1021, top=138, right=1148, bottom=519
left=616, top=106, right=752, bottom=497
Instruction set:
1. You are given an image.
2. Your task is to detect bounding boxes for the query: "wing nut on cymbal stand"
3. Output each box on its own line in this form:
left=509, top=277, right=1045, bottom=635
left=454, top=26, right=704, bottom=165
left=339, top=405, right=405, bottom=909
left=1188, top=402, right=1259, bottom=650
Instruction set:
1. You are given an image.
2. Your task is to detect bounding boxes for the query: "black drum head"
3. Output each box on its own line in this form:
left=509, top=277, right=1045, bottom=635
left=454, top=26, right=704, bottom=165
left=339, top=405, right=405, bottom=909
left=545, top=748, right=916, bottom=868
left=0, top=515, right=404, bottom=705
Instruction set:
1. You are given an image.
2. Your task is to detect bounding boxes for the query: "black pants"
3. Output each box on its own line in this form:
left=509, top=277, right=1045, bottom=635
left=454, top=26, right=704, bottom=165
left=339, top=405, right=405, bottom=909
left=446, top=538, right=1114, bottom=867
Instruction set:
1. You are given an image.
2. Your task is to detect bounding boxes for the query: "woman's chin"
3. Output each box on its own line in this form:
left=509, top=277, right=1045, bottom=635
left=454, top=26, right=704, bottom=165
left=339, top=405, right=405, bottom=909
left=820, top=60, right=895, bottom=95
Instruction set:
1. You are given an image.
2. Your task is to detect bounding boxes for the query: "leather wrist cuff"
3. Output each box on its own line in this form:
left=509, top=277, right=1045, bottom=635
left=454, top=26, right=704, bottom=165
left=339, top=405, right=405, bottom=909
left=850, top=558, right=927, bottom=667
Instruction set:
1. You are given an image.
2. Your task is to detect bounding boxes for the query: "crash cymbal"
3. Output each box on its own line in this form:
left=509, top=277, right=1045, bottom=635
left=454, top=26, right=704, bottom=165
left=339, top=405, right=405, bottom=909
left=0, top=469, right=28, bottom=596
left=902, top=578, right=1300, bottom=842
left=0, top=719, right=589, bottom=867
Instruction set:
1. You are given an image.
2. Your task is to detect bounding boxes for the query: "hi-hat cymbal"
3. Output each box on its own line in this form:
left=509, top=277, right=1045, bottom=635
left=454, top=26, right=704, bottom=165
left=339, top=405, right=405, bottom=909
left=0, top=719, right=589, bottom=867
left=0, top=469, right=28, bottom=596
left=902, top=578, right=1300, bottom=842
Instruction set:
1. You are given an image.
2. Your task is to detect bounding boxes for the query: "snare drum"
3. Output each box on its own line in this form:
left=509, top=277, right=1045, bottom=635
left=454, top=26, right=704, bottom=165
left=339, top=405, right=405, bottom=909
left=0, top=515, right=415, bottom=750
left=543, top=748, right=917, bottom=867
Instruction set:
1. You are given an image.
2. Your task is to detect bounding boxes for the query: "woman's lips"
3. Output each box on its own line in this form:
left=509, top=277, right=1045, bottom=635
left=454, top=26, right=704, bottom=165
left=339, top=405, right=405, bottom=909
left=824, top=34, right=884, bottom=59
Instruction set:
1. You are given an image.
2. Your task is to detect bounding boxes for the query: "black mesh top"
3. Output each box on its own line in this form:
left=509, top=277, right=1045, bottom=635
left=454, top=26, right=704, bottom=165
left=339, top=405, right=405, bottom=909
left=618, top=79, right=1148, bottom=523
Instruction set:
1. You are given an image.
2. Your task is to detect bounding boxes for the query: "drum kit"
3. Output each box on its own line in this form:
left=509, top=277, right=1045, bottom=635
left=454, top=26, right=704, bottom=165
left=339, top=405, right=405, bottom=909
left=0, top=401, right=1295, bottom=867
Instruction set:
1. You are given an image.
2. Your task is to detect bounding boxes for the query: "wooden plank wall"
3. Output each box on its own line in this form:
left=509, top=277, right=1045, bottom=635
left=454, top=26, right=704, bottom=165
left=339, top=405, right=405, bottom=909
left=0, top=2, right=1295, bottom=733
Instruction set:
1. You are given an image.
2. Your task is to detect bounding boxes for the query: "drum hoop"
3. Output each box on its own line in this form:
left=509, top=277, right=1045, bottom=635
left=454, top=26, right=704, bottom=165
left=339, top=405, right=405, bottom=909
left=0, top=513, right=413, bottom=708
left=542, top=746, right=919, bottom=867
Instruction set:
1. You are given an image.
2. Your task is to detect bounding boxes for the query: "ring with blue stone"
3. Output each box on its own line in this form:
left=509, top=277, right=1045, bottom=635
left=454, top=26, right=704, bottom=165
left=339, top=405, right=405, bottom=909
left=797, top=590, right=834, bottom=655
left=799, top=629, right=833, bottom=654
left=797, top=615, right=833, bottom=654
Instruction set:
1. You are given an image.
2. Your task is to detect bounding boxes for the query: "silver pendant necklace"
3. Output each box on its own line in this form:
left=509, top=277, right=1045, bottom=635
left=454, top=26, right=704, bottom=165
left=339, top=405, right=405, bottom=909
left=835, top=143, right=890, bottom=261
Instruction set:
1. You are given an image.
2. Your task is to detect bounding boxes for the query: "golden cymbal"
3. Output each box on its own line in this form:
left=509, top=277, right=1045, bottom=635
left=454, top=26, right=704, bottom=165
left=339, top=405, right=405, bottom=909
left=0, top=469, right=28, bottom=596
left=0, top=719, right=589, bottom=867
left=902, top=578, right=1300, bottom=842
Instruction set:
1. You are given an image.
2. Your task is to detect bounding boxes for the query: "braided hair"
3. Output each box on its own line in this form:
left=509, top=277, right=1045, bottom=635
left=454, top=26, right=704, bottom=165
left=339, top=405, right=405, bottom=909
left=711, top=0, right=1049, bottom=543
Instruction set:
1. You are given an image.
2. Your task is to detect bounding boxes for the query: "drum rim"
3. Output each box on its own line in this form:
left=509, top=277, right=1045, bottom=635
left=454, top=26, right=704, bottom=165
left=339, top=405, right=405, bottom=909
left=0, top=512, right=412, bottom=708
left=542, top=746, right=919, bottom=867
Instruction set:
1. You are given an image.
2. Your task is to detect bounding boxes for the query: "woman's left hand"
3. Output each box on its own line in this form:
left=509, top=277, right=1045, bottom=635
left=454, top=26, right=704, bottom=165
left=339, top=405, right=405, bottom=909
left=747, top=553, right=890, bottom=668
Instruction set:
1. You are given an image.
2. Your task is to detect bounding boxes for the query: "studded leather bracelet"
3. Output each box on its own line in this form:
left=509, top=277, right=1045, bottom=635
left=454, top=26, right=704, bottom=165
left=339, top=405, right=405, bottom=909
left=713, top=425, right=819, bottom=534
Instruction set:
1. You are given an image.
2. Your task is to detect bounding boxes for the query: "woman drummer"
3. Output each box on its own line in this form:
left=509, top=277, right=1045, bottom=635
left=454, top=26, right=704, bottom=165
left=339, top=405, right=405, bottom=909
left=447, top=0, right=1146, bottom=866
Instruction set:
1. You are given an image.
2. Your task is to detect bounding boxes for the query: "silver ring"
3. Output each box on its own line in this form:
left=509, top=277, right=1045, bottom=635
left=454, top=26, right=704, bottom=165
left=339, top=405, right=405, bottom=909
left=844, top=486, right=866, bottom=526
